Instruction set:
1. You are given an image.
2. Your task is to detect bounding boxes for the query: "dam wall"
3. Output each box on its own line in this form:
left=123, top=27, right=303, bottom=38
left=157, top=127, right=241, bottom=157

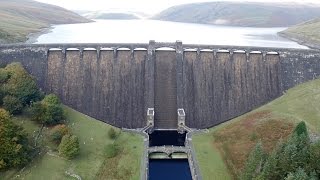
left=0, top=42, right=320, bottom=129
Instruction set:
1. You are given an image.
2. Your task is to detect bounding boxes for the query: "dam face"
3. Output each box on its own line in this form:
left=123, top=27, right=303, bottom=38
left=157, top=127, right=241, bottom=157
left=0, top=41, right=320, bottom=129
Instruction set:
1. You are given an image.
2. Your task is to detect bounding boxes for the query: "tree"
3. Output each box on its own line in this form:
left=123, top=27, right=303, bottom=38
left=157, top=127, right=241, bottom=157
left=285, top=168, right=310, bottom=180
left=3, top=63, right=41, bottom=105
left=309, top=140, right=320, bottom=175
left=241, top=122, right=320, bottom=179
left=50, top=124, right=70, bottom=144
left=0, top=68, right=9, bottom=84
left=58, top=134, right=80, bottom=159
left=3, top=95, right=23, bottom=114
left=42, top=94, right=60, bottom=105
left=29, top=101, right=45, bottom=123
left=241, top=142, right=265, bottom=180
left=0, top=109, right=30, bottom=170
left=293, top=121, right=308, bottom=137
left=29, top=94, right=64, bottom=125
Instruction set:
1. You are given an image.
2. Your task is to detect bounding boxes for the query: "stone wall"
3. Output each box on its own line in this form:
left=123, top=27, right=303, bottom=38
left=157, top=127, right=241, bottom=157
left=0, top=42, right=319, bottom=129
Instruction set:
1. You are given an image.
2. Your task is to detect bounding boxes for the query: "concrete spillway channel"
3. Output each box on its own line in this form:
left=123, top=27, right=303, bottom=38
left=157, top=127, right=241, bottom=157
left=123, top=128, right=203, bottom=180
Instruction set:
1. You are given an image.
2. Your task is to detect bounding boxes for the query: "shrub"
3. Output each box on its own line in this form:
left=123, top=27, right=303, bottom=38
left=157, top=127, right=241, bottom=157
left=104, top=143, right=121, bottom=158
left=3, top=95, right=23, bottom=114
left=0, top=108, right=30, bottom=170
left=50, top=124, right=70, bottom=144
left=58, top=134, right=80, bottom=159
left=108, top=128, right=118, bottom=140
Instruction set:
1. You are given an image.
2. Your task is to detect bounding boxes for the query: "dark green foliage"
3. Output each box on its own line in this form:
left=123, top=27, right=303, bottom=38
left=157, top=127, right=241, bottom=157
left=241, top=142, right=265, bottom=180
left=42, top=94, right=60, bottom=105
left=50, top=124, right=70, bottom=144
left=241, top=121, right=320, bottom=179
left=108, top=128, right=118, bottom=140
left=293, top=121, right=308, bottom=137
left=104, top=143, right=122, bottom=158
left=3, top=62, right=41, bottom=105
left=0, top=86, right=5, bottom=105
left=0, top=109, right=30, bottom=170
left=58, top=134, right=80, bottom=159
left=309, top=141, right=320, bottom=175
left=0, top=68, right=9, bottom=83
left=285, top=168, right=312, bottom=180
left=29, top=94, right=64, bottom=125
left=259, top=142, right=282, bottom=179
left=3, top=95, right=23, bottom=114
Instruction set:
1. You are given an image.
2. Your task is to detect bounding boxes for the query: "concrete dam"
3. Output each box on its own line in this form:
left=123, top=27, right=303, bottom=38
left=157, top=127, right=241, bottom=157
left=1, top=41, right=320, bottom=130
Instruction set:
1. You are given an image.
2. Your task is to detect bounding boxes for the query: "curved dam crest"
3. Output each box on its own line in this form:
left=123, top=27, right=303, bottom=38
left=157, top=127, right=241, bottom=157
left=0, top=41, right=320, bottom=129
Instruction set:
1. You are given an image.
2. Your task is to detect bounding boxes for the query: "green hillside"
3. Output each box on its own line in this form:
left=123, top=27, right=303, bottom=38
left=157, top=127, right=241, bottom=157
left=279, top=18, right=320, bottom=49
left=193, top=78, right=320, bottom=179
left=83, top=12, right=140, bottom=20
left=0, top=0, right=91, bottom=44
left=153, top=2, right=320, bottom=27
left=0, top=106, right=143, bottom=180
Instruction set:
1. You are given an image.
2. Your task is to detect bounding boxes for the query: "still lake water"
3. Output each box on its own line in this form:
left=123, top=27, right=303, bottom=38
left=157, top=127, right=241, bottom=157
left=35, top=20, right=308, bottom=49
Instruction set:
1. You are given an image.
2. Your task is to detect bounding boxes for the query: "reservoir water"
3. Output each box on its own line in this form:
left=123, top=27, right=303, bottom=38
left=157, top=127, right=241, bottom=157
left=34, top=19, right=308, bottom=49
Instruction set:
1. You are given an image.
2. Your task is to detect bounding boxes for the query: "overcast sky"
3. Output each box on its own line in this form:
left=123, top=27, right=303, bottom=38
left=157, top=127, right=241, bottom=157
left=35, top=0, right=320, bottom=14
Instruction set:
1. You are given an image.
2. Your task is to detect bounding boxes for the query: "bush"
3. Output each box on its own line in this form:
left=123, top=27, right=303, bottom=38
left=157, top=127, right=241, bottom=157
left=3, top=95, right=23, bottom=114
left=0, top=108, right=30, bottom=170
left=104, top=143, right=121, bottom=158
left=58, top=134, right=80, bottom=159
left=50, top=124, right=70, bottom=144
left=108, top=128, right=118, bottom=140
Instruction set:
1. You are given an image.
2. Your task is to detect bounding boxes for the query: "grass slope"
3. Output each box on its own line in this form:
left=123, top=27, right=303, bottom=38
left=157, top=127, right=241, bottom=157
left=0, top=0, right=91, bottom=43
left=279, top=18, right=320, bottom=49
left=193, top=78, right=320, bottom=179
left=0, top=106, right=143, bottom=180
left=153, top=2, right=320, bottom=27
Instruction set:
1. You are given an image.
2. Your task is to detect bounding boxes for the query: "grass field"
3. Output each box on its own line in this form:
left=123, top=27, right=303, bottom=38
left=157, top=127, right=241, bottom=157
left=193, top=78, right=320, bottom=179
left=0, top=106, right=143, bottom=180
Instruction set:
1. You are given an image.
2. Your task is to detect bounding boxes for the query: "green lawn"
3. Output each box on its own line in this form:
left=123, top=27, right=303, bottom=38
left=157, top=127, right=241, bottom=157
left=0, top=106, right=143, bottom=180
left=193, top=78, right=320, bottom=179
